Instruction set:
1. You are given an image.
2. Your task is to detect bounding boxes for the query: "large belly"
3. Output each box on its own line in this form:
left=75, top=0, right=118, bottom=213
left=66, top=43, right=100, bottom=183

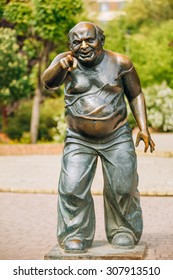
left=66, top=110, right=127, bottom=138
left=64, top=84, right=127, bottom=137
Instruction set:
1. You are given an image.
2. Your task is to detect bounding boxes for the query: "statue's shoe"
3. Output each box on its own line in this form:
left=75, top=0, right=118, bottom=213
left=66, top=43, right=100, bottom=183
left=111, top=232, right=135, bottom=249
left=64, top=238, right=87, bottom=253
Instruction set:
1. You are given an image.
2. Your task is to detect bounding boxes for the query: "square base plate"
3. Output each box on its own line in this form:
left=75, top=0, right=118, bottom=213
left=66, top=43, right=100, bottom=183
left=44, top=241, right=147, bottom=260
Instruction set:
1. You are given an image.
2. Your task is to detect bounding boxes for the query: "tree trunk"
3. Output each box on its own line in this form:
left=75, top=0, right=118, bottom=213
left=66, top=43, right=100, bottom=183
left=1, top=105, right=8, bottom=130
left=30, top=41, right=52, bottom=144
left=30, top=87, right=42, bottom=144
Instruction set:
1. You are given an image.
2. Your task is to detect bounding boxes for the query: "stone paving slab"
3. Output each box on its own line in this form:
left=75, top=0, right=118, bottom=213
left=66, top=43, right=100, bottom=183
left=0, top=193, right=173, bottom=260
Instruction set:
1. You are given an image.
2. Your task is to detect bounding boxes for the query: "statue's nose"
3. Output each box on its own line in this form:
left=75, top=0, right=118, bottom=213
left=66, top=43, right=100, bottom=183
left=81, top=40, right=87, bottom=49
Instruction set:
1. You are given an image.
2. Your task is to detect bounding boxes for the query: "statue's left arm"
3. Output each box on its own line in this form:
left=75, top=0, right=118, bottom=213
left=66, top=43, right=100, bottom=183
left=122, top=61, right=155, bottom=153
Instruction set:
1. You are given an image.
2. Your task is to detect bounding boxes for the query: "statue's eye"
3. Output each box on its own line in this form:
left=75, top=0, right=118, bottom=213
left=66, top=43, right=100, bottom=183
left=73, top=40, right=80, bottom=45
left=87, top=38, right=94, bottom=43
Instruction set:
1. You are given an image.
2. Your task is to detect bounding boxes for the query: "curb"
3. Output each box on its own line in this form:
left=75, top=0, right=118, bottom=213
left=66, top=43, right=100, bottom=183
left=137, top=150, right=173, bottom=158
left=1, top=188, right=173, bottom=196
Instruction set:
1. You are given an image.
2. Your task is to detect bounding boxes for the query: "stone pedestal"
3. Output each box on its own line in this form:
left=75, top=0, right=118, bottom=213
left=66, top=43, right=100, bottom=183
left=44, top=241, right=147, bottom=260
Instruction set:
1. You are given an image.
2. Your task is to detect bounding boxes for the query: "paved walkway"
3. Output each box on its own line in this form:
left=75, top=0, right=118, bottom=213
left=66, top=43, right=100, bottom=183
left=0, top=133, right=173, bottom=260
left=0, top=193, right=173, bottom=260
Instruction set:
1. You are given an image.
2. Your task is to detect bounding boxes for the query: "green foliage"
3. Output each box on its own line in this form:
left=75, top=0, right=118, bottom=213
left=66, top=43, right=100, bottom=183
left=2, top=0, right=173, bottom=137
left=3, top=0, right=83, bottom=43
left=32, top=0, right=83, bottom=42
left=128, top=20, right=173, bottom=88
left=103, top=14, right=173, bottom=89
left=53, top=113, right=67, bottom=143
left=125, top=0, right=148, bottom=33
left=126, top=82, right=173, bottom=132
left=5, top=97, right=65, bottom=142
left=125, top=0, right=173, bottom=32
left=4, top=100, right=32, bottom=140
left=22, top=38, right=41, bottom=60
left=103, top=9, right=173, bottom=132
left=108, top=0, right=173, bottom=88
left=2, top=0, right=83, bottom=80
left=1, top=0, right=83, bottom=142
left=103, top=18, right=127, bottom=53
left=4, top=1, right=33, bottom=35
left=39, top=97, right=65, bottom=141
left=0, top=0, right=6, bottom=19
left=0, top=27, right=31, bottom=106
left=126, top=81, right=173, bottom=133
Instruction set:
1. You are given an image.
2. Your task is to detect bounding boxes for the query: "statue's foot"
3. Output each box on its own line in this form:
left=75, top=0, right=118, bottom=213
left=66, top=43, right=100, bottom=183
left=111, top=232, right=135, bottom=250
left=64, top=238, right=87, bottom=253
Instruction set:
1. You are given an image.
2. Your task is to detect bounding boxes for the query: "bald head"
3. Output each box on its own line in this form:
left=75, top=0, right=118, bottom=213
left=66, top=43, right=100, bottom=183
left=68, top=21, right=105, bottom=66
left=68, top=21, right=105, bottom=44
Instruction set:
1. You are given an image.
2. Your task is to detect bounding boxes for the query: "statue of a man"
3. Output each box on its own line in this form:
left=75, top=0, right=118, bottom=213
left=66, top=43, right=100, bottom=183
left=43, top=22, right=155, bottom=254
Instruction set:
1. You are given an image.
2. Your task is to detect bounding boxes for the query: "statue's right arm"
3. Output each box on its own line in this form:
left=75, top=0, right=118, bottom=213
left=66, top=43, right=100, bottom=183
left=42, top=52, right=77, bottom=89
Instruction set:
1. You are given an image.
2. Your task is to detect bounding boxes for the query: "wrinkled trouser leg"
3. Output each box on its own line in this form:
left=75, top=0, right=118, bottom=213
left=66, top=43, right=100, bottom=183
left=57, top=141, right=97, bottom=248
left=100, top=130, right=143, bottom=244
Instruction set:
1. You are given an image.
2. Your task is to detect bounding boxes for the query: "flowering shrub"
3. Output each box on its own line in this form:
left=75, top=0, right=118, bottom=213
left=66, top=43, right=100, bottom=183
left=145, top=82, right=173, bottom=131
left=53, top=113, right=67, bottom=143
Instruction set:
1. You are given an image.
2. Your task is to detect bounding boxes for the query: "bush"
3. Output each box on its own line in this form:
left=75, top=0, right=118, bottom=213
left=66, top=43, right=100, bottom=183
left=5, top=96, right=65, bottom=142
left=125, top=82, right=173, bottom=132
left=4, top=100, right=32, bottom=140
left=145, top=82, right=173, bottom=131
left=53, top=113, right=67, bottom=143
left=39, top=97, right=65, bottom=142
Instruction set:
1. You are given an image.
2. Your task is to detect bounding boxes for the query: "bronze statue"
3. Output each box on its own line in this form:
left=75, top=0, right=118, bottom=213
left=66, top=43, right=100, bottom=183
left=43, top=22, right=155, bottom=254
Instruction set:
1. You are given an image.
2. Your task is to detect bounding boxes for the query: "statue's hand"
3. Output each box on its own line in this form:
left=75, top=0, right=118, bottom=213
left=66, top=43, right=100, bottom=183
left=136, top=130, right=155, bottom=153
left=60, top=55, right=78, bottom=71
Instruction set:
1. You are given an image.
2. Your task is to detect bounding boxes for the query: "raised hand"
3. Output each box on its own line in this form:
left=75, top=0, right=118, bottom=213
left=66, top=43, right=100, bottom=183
left=60, top=55, right=78, bottom=71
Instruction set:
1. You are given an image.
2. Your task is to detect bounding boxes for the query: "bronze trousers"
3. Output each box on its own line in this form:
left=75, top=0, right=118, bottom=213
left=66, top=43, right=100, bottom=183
left=57, top=122, right=143, bottom=248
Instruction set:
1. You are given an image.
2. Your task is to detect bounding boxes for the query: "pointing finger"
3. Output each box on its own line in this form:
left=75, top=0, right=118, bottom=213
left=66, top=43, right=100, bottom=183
left=73, top=57, right=78, bottom=69
left=67, top=55, right=73, bottom=62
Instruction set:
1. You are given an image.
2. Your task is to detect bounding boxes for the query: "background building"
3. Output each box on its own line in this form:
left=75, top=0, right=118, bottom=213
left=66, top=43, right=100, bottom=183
left=85, top=0, right=130, bottom=22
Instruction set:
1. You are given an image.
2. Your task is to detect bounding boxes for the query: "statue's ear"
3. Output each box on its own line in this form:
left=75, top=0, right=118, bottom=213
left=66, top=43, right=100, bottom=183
left=67, top=33, right=72, bottom=51
left=68, top=41, right=72, bottom=51
left=101, top=35, right=105, bottom=46
left=68, top=42, right=71, bottom=50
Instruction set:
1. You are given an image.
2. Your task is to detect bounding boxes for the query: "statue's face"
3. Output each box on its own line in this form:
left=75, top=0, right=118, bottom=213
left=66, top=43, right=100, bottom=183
left=69, top=24, right=103, bottom=64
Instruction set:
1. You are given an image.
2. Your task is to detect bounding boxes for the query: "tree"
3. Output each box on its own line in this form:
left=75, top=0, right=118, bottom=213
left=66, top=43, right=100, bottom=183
left=101, top=2, right=173, bottom=132
left=124, top=0, right=173, bottom=33
left=1, top=0, right=83, bottom=143
left=103, top=2, right=173, bottom=88
left=127, top=19, right=173, bottom=88
left=0, top=27, right=31, bottom=130
left=103, top=17, right=127, bottom=54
